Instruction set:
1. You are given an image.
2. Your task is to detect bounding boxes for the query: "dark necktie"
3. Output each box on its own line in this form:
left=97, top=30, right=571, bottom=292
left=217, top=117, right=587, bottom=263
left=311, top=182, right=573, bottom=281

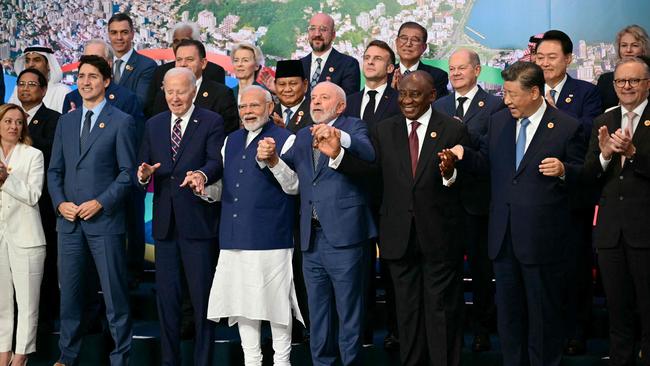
left=409, top=121, right=421, bottom=177
left=362, top=90, right=378, bottom=122
left=80, top=110, right=93, bottom=152
left=113, top=59, right=123, bottom=83
left=284, top=108, right=293, bottom=127
left=455, top=96, right=468, bottom=119
left=403, top=69, right=412, bottom=75
left=171, top=117, right=183, bottom=161
left=515, top=118, right=530, bottom=169
left=310, top=58, right=322, bottom=89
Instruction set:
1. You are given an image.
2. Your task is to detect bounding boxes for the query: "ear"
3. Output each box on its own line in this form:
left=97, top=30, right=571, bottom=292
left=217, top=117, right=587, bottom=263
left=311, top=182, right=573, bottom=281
left=103, top=77, right=110, bottom=89
left=387, top=63, right=395, bottom=74
left=200, top=58, right=208, bottom=71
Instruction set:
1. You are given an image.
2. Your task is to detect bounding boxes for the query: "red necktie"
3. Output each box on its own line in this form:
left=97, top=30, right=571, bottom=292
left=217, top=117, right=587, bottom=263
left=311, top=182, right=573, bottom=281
left=409, top=121, right=420, bottom=177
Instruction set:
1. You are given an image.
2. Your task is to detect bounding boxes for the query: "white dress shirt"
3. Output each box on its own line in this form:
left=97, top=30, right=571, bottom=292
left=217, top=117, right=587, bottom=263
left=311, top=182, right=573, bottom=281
left=113, top=48, right=134, bottom=78
left=311, top=48, right=333, bottom=81
left=455, top=84, right=479, bottom=110
left=544, top=74, right=568, bottom=103
left=516, top=101, right=547, bottom=153
left=600, top=99, right=648, bottom=169
left=24, top=103, right=43, bottom=125
left=399, top=61, right=420, bottom=74
left=360, top=83, right=388, bottom=117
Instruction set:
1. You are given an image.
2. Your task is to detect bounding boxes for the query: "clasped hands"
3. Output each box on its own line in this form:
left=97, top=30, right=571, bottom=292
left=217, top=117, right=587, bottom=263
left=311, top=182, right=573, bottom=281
left=597, top=126, right=635, bottom=160
left=256, top=124, right=343, bottom=167
left=138, top=162, right=207, bottom=195
left=58, top=200, right=102, bottom=222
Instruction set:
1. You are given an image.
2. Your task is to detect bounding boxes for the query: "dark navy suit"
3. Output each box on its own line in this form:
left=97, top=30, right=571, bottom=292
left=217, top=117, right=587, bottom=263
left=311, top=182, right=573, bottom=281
left=434, top=86, right=504, bottom=337
left=301, top=48, right=361, bottom=95
left=461, top=105, right=585, bottom=366
left=280, top=116, right=376, bottom=365
left=344, top=86, right=401, bottom=128
left=115, top=51, right=157, bottom=106
left=138, top=106, right=224, bottom=366
left=48, top=102, right=136, bottom=366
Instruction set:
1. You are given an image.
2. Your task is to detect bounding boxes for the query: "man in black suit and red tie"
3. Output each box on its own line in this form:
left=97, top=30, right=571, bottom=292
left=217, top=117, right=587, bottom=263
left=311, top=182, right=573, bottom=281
left=390, top=22, right=449, bottom=98
left=582, top=57, right=650, bottom=366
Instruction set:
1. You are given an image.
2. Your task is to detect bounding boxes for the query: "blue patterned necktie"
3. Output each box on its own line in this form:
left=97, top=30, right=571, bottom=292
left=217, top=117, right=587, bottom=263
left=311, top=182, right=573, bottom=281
left=310, top=58, right=322, bottom=89
left=171, top=117, right=183, bottom=161
left=549, top=89, right=557, bottom=102
left=515, top=118, right=530, bottom=169
left=284, top=108, right=293, bottom=127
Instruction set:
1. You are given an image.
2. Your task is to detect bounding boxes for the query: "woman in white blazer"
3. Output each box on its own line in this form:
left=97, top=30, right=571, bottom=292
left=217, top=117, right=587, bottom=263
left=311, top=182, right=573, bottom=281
left=0, top=104, right=46, bottom=366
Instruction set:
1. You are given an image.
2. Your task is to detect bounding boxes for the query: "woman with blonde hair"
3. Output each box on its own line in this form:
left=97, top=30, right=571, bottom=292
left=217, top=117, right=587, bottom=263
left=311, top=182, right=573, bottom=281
left=231, top=42, right=267, bottom=104
left=0, top=104, right=46, bottom=366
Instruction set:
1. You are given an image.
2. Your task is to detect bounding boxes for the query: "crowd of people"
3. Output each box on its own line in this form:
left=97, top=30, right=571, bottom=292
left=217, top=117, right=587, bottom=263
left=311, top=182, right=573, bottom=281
left=0, top=10, right=649, bottom=366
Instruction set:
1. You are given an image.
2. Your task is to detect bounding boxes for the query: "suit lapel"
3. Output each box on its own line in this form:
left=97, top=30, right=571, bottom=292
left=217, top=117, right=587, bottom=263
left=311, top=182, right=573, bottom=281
left=119, top=52, right=137, bottom=86
left=79, top=105, right=110, bottom=161
left=393, top=117, right=413, bottom=183
left=194, top=81, right=215, bottom=109
left=463, top=88, right=487, bottom=123
left=29, top=105, right=47, bottom=137
left=556, top=76, right=575, bottom=110
left=414, top=114, right=445, bottom=183
left=443, top=94, right=456, bottom=117
left=173, top=109, right=200, bottom=167
left=515, top=108, right=554, bottom=176
left=319, top=50, right=338, bottom=83
left=373, top=88, right=393, bottom=124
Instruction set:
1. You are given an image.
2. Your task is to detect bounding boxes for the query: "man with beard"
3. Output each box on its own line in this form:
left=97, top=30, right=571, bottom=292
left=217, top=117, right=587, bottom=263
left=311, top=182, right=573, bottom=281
left=9, top=45, right=72, bottom=113
left=258, top=81, right=376, bottom=365
left=300, top=13, right=360, bottom=96
left=272, top=60, right=313, bottom=133
left=204, top=85, right=303, bottom=365
left=136, top=67, right=224, bottom=366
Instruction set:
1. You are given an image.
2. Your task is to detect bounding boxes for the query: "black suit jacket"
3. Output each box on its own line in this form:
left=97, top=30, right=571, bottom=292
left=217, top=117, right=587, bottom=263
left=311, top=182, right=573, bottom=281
left=338, top=109, right=470, bottom=261
left=389, top=62, right=450, bottom=98
left=273, top=98, right=313, bottom=134
left=583, top=104, right=650, bottom=249
left=301, top=48, right=360, bottom=95
left=433, top=86, right=505, bottom=215
left=152, top=79, right=239, bottom=135
left=145, top=61, right=226, bottom=117
left=596, top=72, right=618, bottom=112
left=344, top=86, right=401, bottom=128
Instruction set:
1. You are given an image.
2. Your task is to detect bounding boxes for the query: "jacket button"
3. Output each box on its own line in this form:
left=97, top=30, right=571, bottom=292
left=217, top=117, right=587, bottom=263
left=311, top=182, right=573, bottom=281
left=312, top=182, right=317, bottom=186
left=234, top=197, right=238, bottom=202
left=233, top=213, right=238, bottom=218
left=512, top=179, right=518, bottom=185
left=235, top=183, right=240, bottom=188
left=171, top=176, right=175, bottom=180
left=239, top=169, right=244, bottom=174
left=242, top=155, right=246, bottom=159
left=619, top=196, right=624, bottom=201
left=619, top=176, right=624, bottom=180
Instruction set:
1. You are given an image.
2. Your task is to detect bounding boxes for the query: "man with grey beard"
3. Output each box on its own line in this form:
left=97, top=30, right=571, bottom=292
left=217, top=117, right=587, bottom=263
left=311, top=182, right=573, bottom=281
left=203, top=85, right=303, bottom=365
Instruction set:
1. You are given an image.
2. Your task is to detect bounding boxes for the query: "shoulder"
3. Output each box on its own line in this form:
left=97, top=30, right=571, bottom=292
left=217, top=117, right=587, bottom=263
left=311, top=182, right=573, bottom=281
left=21, top=143, right=44, bottom=159
left=547, top=106, right=580, bottom=130
left=419, top=62, right=447, bottom=76
left=347, top=90, right=363, bottom=103
left=568, top=75, right=598, bottom=93
left=331, top=48, right=357, bottom=65
left=59, top=108, right=81, bottom=123
left=433, top=108, right=463, bottom=129
left=433, top=93, right=453, bottom=107
left=105, top=104, right=134, bottom=125
left=193, top=106, right=223, bottom=123
left=41, top=106, right=62, bottom=120
left=133, top=52, right=157, bottom=68
left=595, top=106, right=619, bottom=125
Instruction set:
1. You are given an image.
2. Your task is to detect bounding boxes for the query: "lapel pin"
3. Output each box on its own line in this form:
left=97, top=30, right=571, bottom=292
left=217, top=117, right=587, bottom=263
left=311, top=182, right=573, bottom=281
left=430, top=131, right=437, bottom=138
left=7, top=167, right=12, bottom=173
left=125, top=64, right=133, bottom=71
left=108, top=93, right=115, bottom=100
left=99, top=122, right=105, bottom=129
left=202, top=91, right=208, bottom=97
left=644, top=120, right=650, bottom=127
left=569, top=94, right=574, bottom=97
left=296, top=110, right=304, bottom=124
left=547, top=122, right=554, bottom=129
left=478, top=100, right=485, bottom=107
left=453, top=116, right=463, bottom=122
left=329, top=67, right=334, bottom=72
left=32, top=119, right=39, bottom=125
left=565, top=97, right=572, bottom=103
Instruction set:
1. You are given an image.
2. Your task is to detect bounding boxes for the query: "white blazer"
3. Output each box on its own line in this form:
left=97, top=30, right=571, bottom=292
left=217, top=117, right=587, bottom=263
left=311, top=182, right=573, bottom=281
left=0, top=143, right=46, bottom=248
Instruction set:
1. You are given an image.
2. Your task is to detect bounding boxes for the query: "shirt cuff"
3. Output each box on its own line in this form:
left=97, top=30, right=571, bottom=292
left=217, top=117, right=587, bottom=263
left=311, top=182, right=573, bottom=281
left=599, top=153, right=611, bottom=170
left=194, top=170, right=208, bottom=183
left=328, top=148, right=345, bottom=169
left=442, top=168, right=457, bottom=187
left=195, top=180, right=222, bottom=202
left=340, top=131, right=351, bottom=149
left=138, top=176, right=151, bottom=185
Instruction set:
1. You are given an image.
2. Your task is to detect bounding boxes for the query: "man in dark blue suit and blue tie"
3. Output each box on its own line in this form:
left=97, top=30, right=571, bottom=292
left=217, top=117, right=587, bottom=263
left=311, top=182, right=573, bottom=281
left=300, top=13, right=361, bottom=96
left=433, top=48, right=505, bottom=352
left=535, top=30, right=603, bottom=355
left=48, top=55, right=136, bottom=366
left=259, top=81, right=376, bottom=365
left=137, top=67, right=224, bottom=366
left=444, top=62, right=585, bottom=366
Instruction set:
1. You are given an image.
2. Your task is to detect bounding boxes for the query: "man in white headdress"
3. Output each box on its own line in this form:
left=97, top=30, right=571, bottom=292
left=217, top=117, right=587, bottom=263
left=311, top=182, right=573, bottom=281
left=9, top=45, right=71, bottom=113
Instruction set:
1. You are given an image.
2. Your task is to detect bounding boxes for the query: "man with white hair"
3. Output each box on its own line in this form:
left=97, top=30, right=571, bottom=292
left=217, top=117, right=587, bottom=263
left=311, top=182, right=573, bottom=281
left=146, top=21, right=226, bottom=117
left=137, top=67, right=224, bottom=366
left=9, top=45, right=72, bottom=112
left=203, top=85, right=303, bottom=365
left=258, top=81, right=375, bottom=365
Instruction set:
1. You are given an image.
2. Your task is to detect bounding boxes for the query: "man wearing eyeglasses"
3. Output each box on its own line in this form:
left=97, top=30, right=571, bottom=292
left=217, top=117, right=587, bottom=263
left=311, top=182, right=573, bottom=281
left=300, top=13, right=361, bottom=96
left=535, top=30, right=602, bottom=356
left=582, top=57, right=650, bottom=366
left=390, top=22, right=449, bottom=98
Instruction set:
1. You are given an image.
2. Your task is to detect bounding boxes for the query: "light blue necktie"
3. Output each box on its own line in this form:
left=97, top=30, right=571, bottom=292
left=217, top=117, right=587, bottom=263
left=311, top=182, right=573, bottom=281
left=515, top=118, right=531, bottom=169
left=549, top=89, right=557, bottom=102
left=310, top=58, right=322, bottom=89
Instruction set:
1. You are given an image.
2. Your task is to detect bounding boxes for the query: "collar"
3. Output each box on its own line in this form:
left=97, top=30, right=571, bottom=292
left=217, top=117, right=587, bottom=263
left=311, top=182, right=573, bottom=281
left=545, top=74, right=568, bottom=96
left=195, top=76, right=203, bottom=89
left=281, top=96, right=306, bottom=113
left=406, top=106, right=432, bottom=127
left=312, top=48, right=333, bottom=65
left=82, top=99, right=107, bottom=118
left=455, top=84, right=479, bottom=101
left=364, top=82, right=388, bottom=98
left=621, top=99, right=648, bottom=119
left=399, top=60, right=420, bottom=74
left=25, top=103, right=43, bottom=123
left=115, top=48, right=134, bottom=64
left=172, top=103, right=196, bottom=122
left=519, top=101, right=547, bottom=127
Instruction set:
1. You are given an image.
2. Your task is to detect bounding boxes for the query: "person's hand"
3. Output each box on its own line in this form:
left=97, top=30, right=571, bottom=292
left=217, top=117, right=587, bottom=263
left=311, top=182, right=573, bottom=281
left=68, top=101, right=77, bottom=112
left=259, top=69, right=277, bottom=94
left=271, top=112, right=286, bottom=128
left=391, top=68, right=402, bottom=89
left=180, top=171, right=207, bottom=195
left=611, top=127, right=636, bottom=158
left=78, top=199, right=102, bottom=220
left=257, top=137, right=279, bottom=167
left=597, top=126, right=616, bottom=160
left=58, top=202, right=80, bottom=222
left=539, top=157, right=565, bottom=177
left=137, top=162, right=161, bottom=182
left=312, top=124, right=341, bottom=158
left=545, top=90, right=557, bottom=108
left=438, top=149, right=457, bottom=179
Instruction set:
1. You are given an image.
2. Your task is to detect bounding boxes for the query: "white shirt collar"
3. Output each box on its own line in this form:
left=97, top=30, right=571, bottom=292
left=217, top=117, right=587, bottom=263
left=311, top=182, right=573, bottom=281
left=25, top=103, right=43, bottom=124
left=171, top=104, right=196, bottom=135
left=364, top=82, right=388, bottom=97
left=545, top=74, right=568, bottom=99
left=621, top=99, right=648, bottom=132
left=520, top=100, right=547, bottom=128
left=406, top=106, right=432, bottom=128
left=192, top=77, right=203, bottom=103
left=455, top=84, right=479, bottom=107
left=115, top=48, right=134, bottom=63
left=312, top=48, right=333, bottom=69
left=399, top=61, right=420, bottom=74
left=281, top=96, right=306, bottom=115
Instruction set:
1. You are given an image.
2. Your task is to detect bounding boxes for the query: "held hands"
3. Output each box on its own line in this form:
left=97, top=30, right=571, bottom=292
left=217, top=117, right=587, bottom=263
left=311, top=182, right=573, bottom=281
left=137, top=162, right=161, bottom=182
left=58, top=200, right=103, bottom=222
left=180, top=171, right=207, bottom=195
left=437, top=148, right=458, bottom=180
left=257, top=137, right=279, bottom=167
left=311, top=124, right=341, bottom=158
left=539, top=158, right=565, bottom=177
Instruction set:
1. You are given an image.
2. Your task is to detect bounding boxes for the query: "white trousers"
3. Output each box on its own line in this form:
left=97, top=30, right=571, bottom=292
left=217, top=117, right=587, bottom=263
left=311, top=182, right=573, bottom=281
left=0, top=236, right=46, bottom=354
left=237, top=316, right=293, bottom=366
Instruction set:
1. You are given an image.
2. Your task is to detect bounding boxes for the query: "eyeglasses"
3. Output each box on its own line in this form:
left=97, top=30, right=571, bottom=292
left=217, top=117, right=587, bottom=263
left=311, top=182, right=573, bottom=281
left=397, top=35, right=423, bottom=45
left=17, top=81, right=42, bottom=88
left=613, top=78, right=648, bottom=88
left=308, top=26, right=330, bottom=33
